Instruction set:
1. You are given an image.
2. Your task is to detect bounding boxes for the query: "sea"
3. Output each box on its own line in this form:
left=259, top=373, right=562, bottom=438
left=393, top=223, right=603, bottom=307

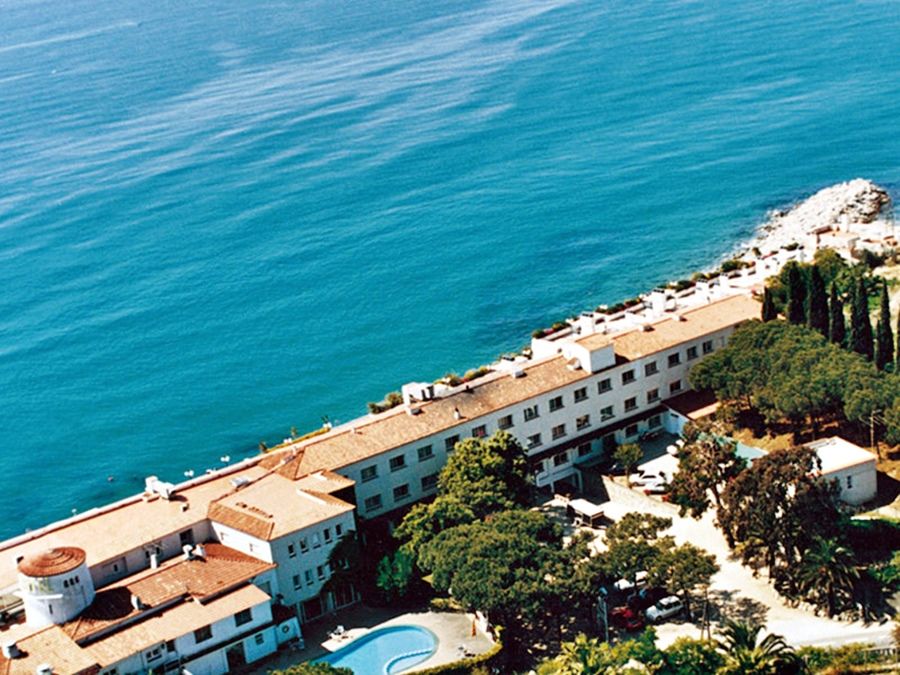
left=1, top=0, right=899, bottom=539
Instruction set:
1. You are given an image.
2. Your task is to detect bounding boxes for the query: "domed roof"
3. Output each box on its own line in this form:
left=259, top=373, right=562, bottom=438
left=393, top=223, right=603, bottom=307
left=18, top=547, right=86, bottom=577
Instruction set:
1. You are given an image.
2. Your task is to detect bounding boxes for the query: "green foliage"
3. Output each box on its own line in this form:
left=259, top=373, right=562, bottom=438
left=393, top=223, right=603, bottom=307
left=613, top=443, right=643, bottom=486
left=875, top=281, right=893, bottom=371
left=650, top=543, right=719, bottom=617
left=796, top=536, right=860, bottom=617
left=762, top=287, right=778, bottom=322
left=660, top=637, right=724, bottom=675
left=538, top=629, right=662, bottom=675
left=375, top=548, right=420, bottom=602
left=269, top=664, right=353, bottom=675
left=413, top=638, right=503, bottom=675
left=830, top=282, right=846, bottom=347
left=367, top=391, right=404, bottom=414
left=603, top=513, right=674, bottom=582
left=850, top=275, right=874, bottom=360
left=786, top=262, right=807, bottom=325
left=716, top=619, right=801, bottom=675
left=807, top=264, right=829, bottom=336
left=796, top=643, right=886, bottom=672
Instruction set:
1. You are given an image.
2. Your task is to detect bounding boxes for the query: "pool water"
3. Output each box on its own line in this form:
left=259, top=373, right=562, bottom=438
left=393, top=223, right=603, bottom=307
left=315, top=625, right=438, bottom=674
left=735, top=442, right=767, bottom=462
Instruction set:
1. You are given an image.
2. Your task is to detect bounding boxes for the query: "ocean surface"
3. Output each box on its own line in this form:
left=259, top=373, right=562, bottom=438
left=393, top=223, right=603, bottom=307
left=1, top=0, right=900, bottom=539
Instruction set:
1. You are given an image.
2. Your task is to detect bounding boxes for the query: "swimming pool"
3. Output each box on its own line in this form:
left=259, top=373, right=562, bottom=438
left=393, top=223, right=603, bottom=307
left=315, top=625, right=438, bottom=674
left=735, top=441, right=766, bottom=462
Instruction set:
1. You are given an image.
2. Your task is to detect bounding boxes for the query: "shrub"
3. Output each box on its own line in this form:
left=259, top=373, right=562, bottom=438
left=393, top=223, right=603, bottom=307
left=367, top=391, right=404, bottom=414
left=414, top=638, right=503, bottom=675
left=462, top=367, right=491, bottom=383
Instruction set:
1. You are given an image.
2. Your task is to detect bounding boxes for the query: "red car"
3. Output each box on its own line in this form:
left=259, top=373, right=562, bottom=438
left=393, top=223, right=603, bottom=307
left=609, top=605, right=646, bottom=632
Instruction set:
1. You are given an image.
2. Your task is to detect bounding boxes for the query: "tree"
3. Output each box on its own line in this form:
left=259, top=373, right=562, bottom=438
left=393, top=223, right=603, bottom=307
left=375, top=548, right=420, bottom=602
left=661, top=637, right=724, bottom=675
left=761, top=288, right=777, bottom=322
left=716, top=620, right=801, bottom=675
left=667, top=423, right=747, bottom=525
left=614, top=443, right=643, bottom=487
left=603, top=513, right=674, bottom=583
left=849, top=275, right=874, bottom=360
left=538, top=629, right=662, bottom=675
left=786, top=263, right=806, bottom=325
left=875, top=280, right=894, bottom=371
left=650, top=543, right=719, bottom=618
left=796, top=536, right=859, bottom=618
left=829, top=282, right=846, bottom=347
left=806, top=265, right=829, bottom=336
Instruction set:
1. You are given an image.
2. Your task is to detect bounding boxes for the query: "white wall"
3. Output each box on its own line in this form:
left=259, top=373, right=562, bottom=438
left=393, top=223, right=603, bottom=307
left=826, top=461, right=877, bottom=505
left=209, top=523, right=273, bottom=563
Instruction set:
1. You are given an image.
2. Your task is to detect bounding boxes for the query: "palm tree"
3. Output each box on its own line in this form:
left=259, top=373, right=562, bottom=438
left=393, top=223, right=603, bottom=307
left=796, top=536, right=859, bottom=617
left=716, top=619, right=803, bottom=674
left=545, top=633, right=607, bottom=674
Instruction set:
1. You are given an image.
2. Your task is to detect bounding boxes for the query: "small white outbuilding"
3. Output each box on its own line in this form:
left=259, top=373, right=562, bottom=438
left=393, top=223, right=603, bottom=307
left=806, top=436, right=877, bottom=505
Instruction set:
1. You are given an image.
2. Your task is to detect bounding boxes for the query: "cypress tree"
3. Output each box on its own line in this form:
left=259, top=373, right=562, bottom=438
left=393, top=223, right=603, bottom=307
left=896, top=306, right=900, bottom=372
left=786, top=263, right=806, bottom=325
left=829, top=283, right=846, bottom=347
left=849, top=276, right=873, bottom=360
left=807, top=265, right=829, bottom=336
left=875, top=281, right=893, bottom=371
left=761, top=287, right=777, bottom=322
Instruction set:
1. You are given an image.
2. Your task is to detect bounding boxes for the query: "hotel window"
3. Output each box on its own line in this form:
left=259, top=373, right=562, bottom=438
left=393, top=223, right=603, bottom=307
left=624, top=397, right=637, bottom=412
left=361, top=465, right=377, bottom=482
left=293, top=574, right=302, bottom=590
left=578, top=442, right=592, bottom=457
left=644, top=362, right=658, bottom=376
left=389, top=453, right=406, bottom=472
left=553, top=451, right=569, bottom=467
left=600, top=405, right=615, bottom=421
left=670, top=380, right=683, bottom=394
left=317, top=565, right=326, bottom=580
left=393, top=484, right=411, bottom=502
left=418, top=444, right=434, bottom=461
left=312, top=533, right=321, bottom=548
left=498, top=414, right=514, bottom=429
left=234, top=608, right=253, bottom=627
left=846, top=475, right=853, bottom=489
left=255, top=633, right=265, bottom=646
left=576, top=414, right=591, bottom=430
left=336, top=524, right=343, bottom=537
left=648, top=414, right=662, bottom=428
left=549, top=395, right=564, bottom=412
left=574, top=387, right=588, bottom=403
left=299, top=537, right=309, bottom=553
left=287, top=543, right=296, bottom=558
left=165, top=641, right=175, bottom=654
left=445, top=435, right=460, bottom=452
left=625, top=423, right=639, bottom=438
left=193, top=625, right=213, bottom=644
left=702, top=339, right=714, bottom=354
left=598, top=378, right=612, bottom=393
left=622, top=370, right=636, bottom=385
left=472, top=424, right=487, bottom=438
left=552, top=424, right=566, bottom=440
left=304, top=570, right=313, bottom=585
left=364, top=494, right=383, bottom=512
left=179, top=529, right=194, bottom=547
left=533, top=460, right=546, bottom=476
left=647, top=388, right=660, bottom=403
left=146, top=647, right=163, bottom=662
left=323, top=528, right=332, bottom=543
left=687, top=345, right=698, bottom=360
left=668, top=353, right=681, bottom=367
left=527, top=433, right=543, bottom=449
left=422, top=473, right=439, bottom=491
left=524, top=404, right=539, bottom=421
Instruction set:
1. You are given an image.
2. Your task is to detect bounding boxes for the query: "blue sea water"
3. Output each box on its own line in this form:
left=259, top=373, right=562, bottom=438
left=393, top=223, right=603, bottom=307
left=1, top=0, right=900, bottom=538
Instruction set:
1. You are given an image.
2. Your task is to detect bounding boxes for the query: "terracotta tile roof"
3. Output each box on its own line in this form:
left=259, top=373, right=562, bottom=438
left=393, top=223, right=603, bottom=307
left=580, top=294, right=760, bottom=358
left=18, top=548, right=86, bottom=578
left=208, top=474, right=353, bottom=541
left=63, top=544, right=273, bottom=644
left=0, top=625, right=98, bottom=675
left=0, top=464, right=269, bottom=592
left=292, top=470, right=355, bottom=494
left=83, top=584, right=269, bottom=668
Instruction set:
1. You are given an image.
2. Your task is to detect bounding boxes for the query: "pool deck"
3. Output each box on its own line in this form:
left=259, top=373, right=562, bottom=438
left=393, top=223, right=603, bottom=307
left=255, top=605, right=494, bottom=673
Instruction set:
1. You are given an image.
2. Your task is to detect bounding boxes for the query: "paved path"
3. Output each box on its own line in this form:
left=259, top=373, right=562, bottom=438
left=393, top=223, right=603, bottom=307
left=597, top=478, right=896, bottom=648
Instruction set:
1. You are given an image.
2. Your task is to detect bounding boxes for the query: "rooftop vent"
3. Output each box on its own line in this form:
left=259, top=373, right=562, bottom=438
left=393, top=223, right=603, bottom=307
left=509, top=368, right=525, bottom=379
left=230, top=476, right=251, bottom=489
left=130, top=594, right=144, bottom=611
left=144, top=476, right=176, bottom=500
left=2, top=642, right=21, bottom=659
left=182, top=544, right=194, bottom=560
left=35, top=664, right=52, bottom=675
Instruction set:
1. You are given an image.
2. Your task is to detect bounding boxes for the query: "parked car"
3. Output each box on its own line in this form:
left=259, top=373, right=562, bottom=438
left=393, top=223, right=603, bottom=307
left=613, top=570, right=649, bottom=592
left=646, top=595, right=684, bottom=623
left=627, top=586, right=668, bottom=611
left=643, top=478, right=669, bottom=495
left=629, top=471, right=669, bottom=487
left=609, top=606, right=645, bottom=632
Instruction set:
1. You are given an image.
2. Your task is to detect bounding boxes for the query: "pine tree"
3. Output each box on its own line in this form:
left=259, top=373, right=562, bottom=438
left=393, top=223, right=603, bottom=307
left=875, top=281, right=893, bottom=371
left=761, top=287, right=777, bottom=322
left=807, top=265, right=829, bottom=336
left=829, top=283, right=846, bottom=347
left=849, top=276, right=873, bottom=360
left=786, top=263, right=806, bottom=325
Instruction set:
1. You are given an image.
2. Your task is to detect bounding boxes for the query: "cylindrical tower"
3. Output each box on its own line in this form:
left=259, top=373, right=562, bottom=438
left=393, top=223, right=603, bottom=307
left=17, top=547, right=95, bottom=627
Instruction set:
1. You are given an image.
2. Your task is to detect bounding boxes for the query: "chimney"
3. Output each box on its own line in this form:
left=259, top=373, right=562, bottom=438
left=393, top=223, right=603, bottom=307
left=130, top=594, right=144, bottom=611
left=149, top=553, right=159, bottom=569
left=2, top=642, right=21, bottom=659
left=576, top=312, right=595, bottom=336
left=182, top=544, right=194, bottom=560
left=193, top=543, right=205, bottom=559
left=35, top=665, right=52, bottom=675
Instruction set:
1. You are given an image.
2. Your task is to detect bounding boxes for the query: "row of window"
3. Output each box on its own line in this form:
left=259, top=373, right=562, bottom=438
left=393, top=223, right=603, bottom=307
left=191, top=608, right=255, bottom=647
left=292, top=565, right=330, bottom=590
left=364, top=473, right=439, bottom=512
left=286, top=523, right=344, bottom=558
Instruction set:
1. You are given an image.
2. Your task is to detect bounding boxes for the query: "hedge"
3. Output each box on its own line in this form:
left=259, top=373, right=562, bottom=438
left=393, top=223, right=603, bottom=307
left=413, top=638, right=503, bottom=675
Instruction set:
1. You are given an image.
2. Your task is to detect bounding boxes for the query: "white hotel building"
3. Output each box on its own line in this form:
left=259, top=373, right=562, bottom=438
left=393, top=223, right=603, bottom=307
left=0, top=285, right=760, bottom=675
